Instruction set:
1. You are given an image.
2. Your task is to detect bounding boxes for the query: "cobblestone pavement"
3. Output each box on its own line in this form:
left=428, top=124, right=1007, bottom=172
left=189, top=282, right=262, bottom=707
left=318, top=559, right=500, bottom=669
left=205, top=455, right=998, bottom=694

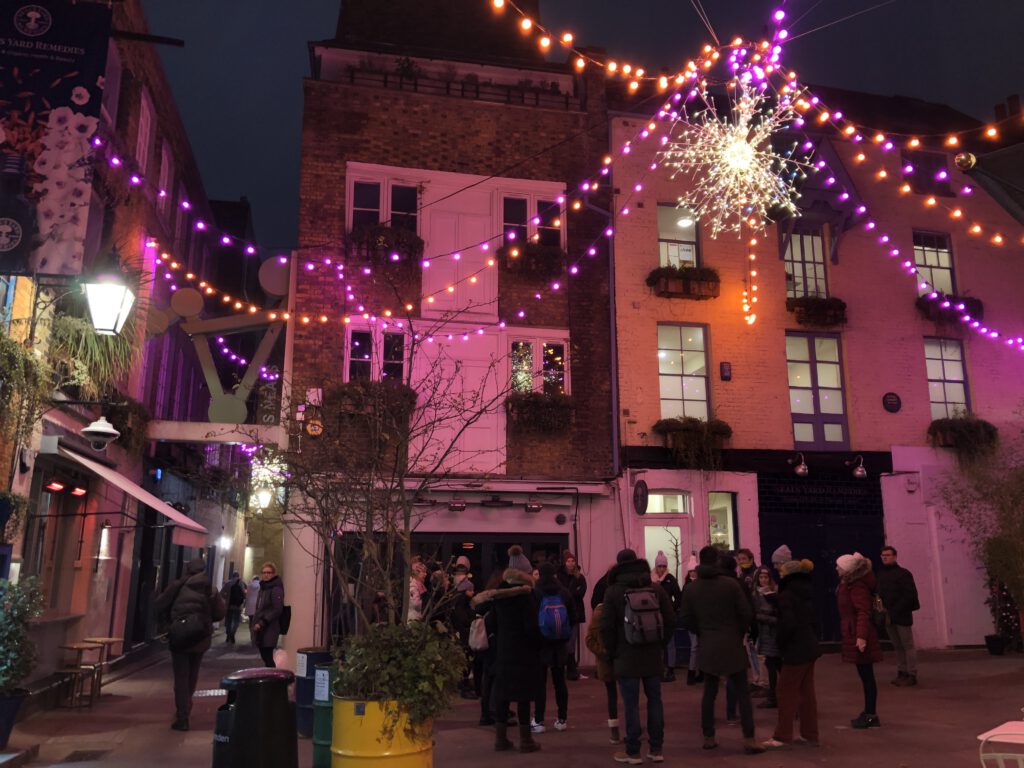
left=9, top=641, right=1024, bottom=767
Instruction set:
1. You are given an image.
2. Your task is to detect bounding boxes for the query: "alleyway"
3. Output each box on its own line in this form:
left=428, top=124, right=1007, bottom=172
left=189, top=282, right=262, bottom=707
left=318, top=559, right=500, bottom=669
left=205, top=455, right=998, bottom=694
left=7, top=639, right=1023, bottom=767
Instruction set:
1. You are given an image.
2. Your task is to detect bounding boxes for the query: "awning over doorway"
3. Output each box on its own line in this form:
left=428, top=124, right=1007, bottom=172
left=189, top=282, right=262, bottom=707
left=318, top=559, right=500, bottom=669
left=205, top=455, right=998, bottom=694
left=57, top=447, right=208, bottom=548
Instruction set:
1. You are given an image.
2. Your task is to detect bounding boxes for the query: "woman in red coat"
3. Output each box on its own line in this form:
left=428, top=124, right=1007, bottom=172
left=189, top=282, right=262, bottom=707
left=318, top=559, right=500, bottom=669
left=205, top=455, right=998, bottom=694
left=836, top=553, right=883, bottom=729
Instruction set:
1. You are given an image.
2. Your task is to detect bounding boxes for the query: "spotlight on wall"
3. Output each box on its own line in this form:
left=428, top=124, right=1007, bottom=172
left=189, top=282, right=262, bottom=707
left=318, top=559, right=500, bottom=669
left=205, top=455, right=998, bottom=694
left=45, top=480, right=66, bottom=493
left=447, top=499, right=467, bottom=512
left=787, top=452, right=809, bottom=477
left=525, top=502, right=544, bottom=514
left=846, top=454, right=868, bottom=479
left=70, top=486, right=87, bottom=497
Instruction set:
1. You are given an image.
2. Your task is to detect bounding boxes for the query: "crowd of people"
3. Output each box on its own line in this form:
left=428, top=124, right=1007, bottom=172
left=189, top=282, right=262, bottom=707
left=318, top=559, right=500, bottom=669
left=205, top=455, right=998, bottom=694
left=453, top=541, right=919, bottom=763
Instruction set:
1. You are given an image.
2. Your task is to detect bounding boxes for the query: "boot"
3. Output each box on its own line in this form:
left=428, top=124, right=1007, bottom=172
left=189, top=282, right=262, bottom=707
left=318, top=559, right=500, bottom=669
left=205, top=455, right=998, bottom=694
left=850, top=712, right=881, bottom=729
left=743, top=737, right=766, bottom=754
left=494, top=722, right=514, bottom=751
left=662, top=668, right=676, bottom=683
left=608, top=719, right=621, bottom=743
left=702, top=736, right=718, bottom=750
left=518, top=722, right=541, bottom=753
left=891, top=671, right=908, bottom=686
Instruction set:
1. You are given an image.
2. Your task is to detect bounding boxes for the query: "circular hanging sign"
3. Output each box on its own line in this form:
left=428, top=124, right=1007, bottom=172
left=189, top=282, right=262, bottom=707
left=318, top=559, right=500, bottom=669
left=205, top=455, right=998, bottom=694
left=882, top=392, right=902, bottom=413
left=633, top=479, right=649, bottom=516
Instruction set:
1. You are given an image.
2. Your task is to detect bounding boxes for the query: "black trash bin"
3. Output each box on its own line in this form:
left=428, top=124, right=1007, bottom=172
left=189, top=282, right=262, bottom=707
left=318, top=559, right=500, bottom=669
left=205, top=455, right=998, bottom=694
left=211, top=667, right=297, bottom=768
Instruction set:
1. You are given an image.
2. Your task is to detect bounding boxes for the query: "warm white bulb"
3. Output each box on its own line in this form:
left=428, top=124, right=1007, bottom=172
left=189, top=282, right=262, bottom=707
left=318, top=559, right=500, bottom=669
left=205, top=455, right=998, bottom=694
left=676, top=217, right=695, bottom=228
left=722, top=137, right=755, bottom=172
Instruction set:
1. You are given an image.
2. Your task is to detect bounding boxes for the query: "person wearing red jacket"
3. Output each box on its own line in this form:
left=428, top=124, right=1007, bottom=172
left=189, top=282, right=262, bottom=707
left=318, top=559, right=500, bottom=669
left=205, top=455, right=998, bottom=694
left=836, top=553, right=883, bottom=729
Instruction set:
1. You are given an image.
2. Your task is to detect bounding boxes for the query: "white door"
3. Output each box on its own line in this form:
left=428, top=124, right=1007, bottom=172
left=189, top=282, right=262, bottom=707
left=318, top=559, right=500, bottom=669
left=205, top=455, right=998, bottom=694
left=422, top=212, right=497, bottom=322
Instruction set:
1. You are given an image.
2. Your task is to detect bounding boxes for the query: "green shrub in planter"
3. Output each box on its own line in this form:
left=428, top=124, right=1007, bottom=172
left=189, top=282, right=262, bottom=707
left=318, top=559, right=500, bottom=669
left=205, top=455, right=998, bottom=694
left=334, top=621, right=466, bottom=739
left=645, top=266, right=721, bottom=300
left=0, top=493, right=28, bottom=544
left=927, top=416, right=998, bottom=465
left=0, top=578, right=43, bottom=696
left=652, top=417, right=732, bottom=470
left=506, top=392, right=574, bottom=433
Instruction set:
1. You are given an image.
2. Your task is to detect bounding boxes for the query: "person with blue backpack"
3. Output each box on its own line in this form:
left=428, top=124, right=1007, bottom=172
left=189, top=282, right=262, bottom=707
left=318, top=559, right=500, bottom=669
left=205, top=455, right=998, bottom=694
left=531, top=561, right=579, bottom=734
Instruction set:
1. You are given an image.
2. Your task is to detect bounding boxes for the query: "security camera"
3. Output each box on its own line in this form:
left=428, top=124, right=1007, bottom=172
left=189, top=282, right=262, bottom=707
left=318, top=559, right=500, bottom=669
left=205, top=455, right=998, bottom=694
left=81, top=416, right=120, bottom=452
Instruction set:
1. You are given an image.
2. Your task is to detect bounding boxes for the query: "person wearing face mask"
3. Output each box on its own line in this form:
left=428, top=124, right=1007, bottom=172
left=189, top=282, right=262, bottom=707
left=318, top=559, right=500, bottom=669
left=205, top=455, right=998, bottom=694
left=650, top=551, right=682, bottom=683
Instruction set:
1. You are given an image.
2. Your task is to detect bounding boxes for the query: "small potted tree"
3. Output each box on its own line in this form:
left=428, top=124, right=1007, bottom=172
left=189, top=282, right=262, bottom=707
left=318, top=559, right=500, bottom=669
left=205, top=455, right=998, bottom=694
left=0, top=578, right=43, bottom=749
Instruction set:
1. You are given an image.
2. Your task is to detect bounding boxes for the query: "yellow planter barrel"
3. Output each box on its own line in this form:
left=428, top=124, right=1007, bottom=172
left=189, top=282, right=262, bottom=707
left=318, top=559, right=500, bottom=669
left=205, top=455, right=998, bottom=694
left=331, top=697, right=432, bottom=767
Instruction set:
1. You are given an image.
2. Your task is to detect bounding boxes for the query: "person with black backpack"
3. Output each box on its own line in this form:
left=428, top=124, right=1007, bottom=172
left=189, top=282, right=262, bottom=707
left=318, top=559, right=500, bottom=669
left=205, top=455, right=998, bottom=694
left=531, top=562, right=578, bottom=733
left=600, top=548, right=675, bottom=765
left=220, top=570, right=246, bottom=644
left=155, top=558, right=226, bottom=731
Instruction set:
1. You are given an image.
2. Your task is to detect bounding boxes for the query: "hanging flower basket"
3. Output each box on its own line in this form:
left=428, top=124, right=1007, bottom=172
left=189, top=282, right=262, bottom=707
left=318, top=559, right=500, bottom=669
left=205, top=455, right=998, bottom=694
left=347, top=225, right=424, bottom=267
left=506, top=392, right=574, bottom=434
left=645, top=266, right=720, bottom=300
left=926, top=415, right=998, bottom=464
left=786, top=296, right=847, bottom=326
left=651, top=417, right=732, bottom=470
left=914, top=293, right=984, bottom=323
left=497, top=243, right=565, bottom=282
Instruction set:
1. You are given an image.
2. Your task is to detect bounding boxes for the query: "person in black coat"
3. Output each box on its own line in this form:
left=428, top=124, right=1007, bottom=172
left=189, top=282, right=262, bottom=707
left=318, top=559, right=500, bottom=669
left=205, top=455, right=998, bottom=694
left=763, top=559, right=821, bottom=748
left=251, top=562, right=285, bottom=667
left=155, top=558, right=225, bottom=731
left=533, top=562, right=578, bottom=731
left=555, top=549, right=587, bottom=680
left=651, top=551, right=683, bottom=682
left=876, top=546, right=921, bottom=686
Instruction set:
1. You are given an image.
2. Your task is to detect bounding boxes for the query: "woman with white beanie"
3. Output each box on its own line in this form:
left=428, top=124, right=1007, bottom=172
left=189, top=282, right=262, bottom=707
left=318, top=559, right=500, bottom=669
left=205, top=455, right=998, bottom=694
left=836, top=552, right=883, bottom=729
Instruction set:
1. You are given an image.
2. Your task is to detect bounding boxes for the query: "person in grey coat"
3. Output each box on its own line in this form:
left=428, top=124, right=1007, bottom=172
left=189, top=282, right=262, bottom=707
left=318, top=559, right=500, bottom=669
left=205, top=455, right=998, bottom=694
left=155, top=558, right=225, bottom=731
left=681, top=546, right=764, bottom=754
left=251, top=561, right=285, bottom=667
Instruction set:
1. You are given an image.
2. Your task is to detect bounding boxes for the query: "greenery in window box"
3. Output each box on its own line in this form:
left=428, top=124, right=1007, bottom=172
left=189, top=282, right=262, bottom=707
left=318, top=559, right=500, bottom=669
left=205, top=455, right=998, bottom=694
left=645, top=265, right=721, bottom=300
left=497, top=243, right=566, bottom=282
left=107, top=396, right=152, bottom=456
left=914, top=293, right=984, bottom=323
left=651, top=417, right=733, bottom=470
left=0, top=333, right=53, bottom=446
left=927, top=415, right=998, bottom=465
left=506, top=391, right=574, bottom=433
left=46, top=313, right=138, bottom=398
left=348, top=225, right=425, bottom=266
left=333, top=620, right=466, bottom=740
left=0, top=492, right=28, bottom=544
left=786, top=295, right=847, bottom=326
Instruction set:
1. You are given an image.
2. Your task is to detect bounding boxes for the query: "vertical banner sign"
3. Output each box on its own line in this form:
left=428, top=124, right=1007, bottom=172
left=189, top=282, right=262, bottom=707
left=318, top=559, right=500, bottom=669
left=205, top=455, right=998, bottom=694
left=0, top=1, right=112, bottom=276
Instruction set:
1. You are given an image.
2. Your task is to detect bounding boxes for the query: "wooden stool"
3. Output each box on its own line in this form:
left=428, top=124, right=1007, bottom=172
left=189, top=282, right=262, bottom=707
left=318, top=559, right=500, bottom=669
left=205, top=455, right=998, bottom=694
left=57, top=666, right=96, bottom=708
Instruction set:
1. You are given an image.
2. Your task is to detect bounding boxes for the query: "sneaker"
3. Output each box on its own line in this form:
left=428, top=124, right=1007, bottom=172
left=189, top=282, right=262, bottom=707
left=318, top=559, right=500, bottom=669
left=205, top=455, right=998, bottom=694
left=647, top=751, right=665, bottom=762
left=725, top=718, right=740, bottom=726
left=530, top=719, right=546, bottom=734
left=613, top=752, right=643, bottom=765
left=795, top=737, right=820, bottom=747
left=762, top=739, right=789, bottom=750
left=850, top=712, right=881, bottom=729
left=702, top=736, right=718, bottom=750
left=554, top=719, right=568, bottom=731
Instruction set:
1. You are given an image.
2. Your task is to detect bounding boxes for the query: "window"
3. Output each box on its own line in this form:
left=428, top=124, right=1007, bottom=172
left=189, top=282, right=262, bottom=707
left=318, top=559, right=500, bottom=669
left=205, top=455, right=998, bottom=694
left=502, top=195, right=564, bottom=248
left=925, top=338, right=968, bottom=419
left=158, top=142, right=174, bottom=216
left=175, top=183, right=189, bottom=254
left=786, top=332, right=848, bottom=449
left=345, top=327, right=405, bottom=382
left=708, top=492, right=738, bottom=550
left=101, top=40, right=122, bottom=127
left=349, top=181, right=418, bottom=232
left=903, top=151, right=952, bottom=197
left=646, top=491, right=693, bottom=515
left=913, top=231, right=955, bottom=295
left=136, top=90, right=154, bottom=175
left=509, top=338, right=568, bottom=395
left=784, top=223, right=827, bottom=298
left=657, top=204, right=699, bottom=268
left=658, top=324, right=708, bottom=421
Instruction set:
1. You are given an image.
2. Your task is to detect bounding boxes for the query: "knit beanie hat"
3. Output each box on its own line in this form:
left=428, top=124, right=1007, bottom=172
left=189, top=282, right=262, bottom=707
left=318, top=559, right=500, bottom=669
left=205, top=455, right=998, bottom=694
left=616, top=548, right=638, bottom=564
left=836, top=553, right=863, bottom=576
left=562, top=549, right=576, bottom=563
left=508, top=545, right=532, bottom=573
left=771, top=544, right=793, bottom=566
left=655, top=550, right=669, bottom=567
left=455, top=555, right=471, bottom=571
left=778, top=559, right=814, bottom=578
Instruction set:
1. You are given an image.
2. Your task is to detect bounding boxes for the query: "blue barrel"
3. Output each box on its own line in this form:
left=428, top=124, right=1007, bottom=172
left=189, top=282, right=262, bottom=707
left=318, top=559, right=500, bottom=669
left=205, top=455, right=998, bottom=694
left=295, top=647, right=332, bottom=738
left=312, top=663, right=335, bottom=768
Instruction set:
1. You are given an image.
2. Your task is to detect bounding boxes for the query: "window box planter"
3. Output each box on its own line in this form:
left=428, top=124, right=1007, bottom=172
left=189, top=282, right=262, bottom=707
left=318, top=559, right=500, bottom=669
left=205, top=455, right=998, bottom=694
left=914, top=293, right=984, bottom=323
left=786, top=296, right=847, bottom=327
left=926, top=415, right=998, bottom=464
left=506, top=392, right=574, bottom=434
left=347, top=225, right=424, bottom=267
left=497, top=243, right=566, bottom=282
left=651, top=417, right=732, bottom=470
left=645, top=266, right=720, bottom=300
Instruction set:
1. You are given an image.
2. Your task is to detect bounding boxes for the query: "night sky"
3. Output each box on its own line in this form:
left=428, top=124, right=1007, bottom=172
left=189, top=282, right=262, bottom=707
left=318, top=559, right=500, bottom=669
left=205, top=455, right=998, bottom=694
left=141, top=0, right=1023, bottom=252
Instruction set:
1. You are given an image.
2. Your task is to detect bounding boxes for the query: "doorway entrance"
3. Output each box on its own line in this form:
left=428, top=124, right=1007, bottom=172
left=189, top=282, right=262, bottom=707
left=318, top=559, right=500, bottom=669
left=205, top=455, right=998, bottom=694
left=412, top=532, right=570, bottom=589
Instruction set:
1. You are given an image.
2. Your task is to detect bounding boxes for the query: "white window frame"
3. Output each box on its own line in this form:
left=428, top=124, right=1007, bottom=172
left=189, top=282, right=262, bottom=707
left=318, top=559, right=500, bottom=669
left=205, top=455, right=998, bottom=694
left=101, top=40, right=122, bottom=128
left=136, top=89, right=154, bottom=176
left=924, top=337, right=969, bottom=419
left=657, top=323, right=710, bottom=421
left=346, top=176, right=420, bottom=234
left=499, top=192, right=565, bottom=249
left=343, top=324, right=409, bottom=384
left=508, top=331, right=571, bottom=395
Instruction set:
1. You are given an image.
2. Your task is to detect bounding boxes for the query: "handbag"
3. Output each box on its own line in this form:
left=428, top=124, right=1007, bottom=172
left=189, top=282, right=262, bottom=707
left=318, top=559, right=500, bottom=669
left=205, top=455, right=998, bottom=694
left=169, top=612, right=209, bottom=651
left=279, top=605, right=292, bottom=635
left=870, top=592, right=889, bottom=631
left=468, top=616, right=489, bottom=652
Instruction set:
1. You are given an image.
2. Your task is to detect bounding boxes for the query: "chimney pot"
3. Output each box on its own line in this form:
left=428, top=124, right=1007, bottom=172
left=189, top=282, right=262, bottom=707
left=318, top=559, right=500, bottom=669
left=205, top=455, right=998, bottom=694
left=1008, top=94, right=1021, bottom=116
left=995, top=103, right=1008, bottom=121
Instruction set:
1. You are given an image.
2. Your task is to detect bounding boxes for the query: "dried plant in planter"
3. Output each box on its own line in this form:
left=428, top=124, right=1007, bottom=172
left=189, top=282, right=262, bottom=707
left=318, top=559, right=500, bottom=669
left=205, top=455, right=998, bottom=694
left=927, top=415, right=998, bottom=466
left=786, top=295, right=847, bottom=326
left=652, top=417, right=732, bottom=470
left=505, top=392, right=574, bottom=433
left=645, top=266, right=720, bottom=300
